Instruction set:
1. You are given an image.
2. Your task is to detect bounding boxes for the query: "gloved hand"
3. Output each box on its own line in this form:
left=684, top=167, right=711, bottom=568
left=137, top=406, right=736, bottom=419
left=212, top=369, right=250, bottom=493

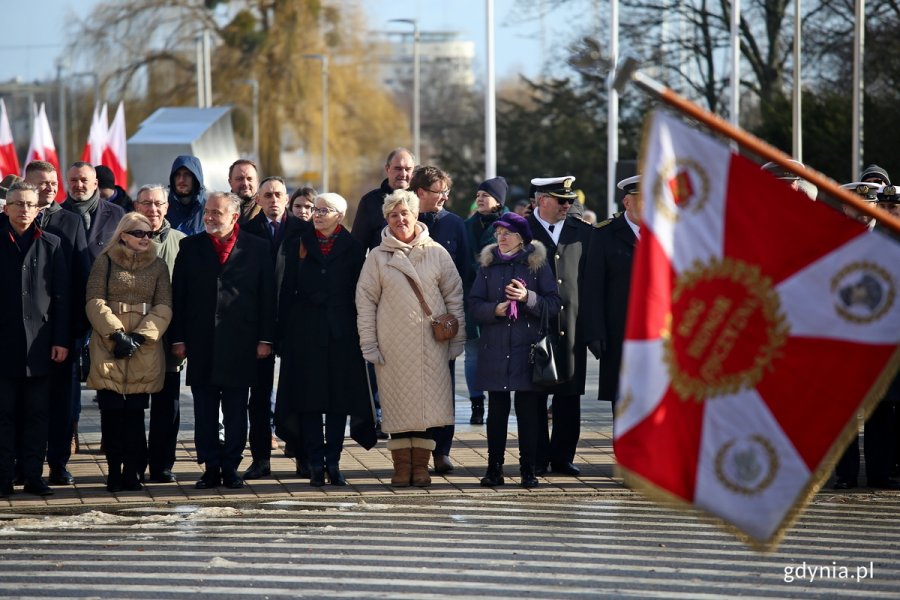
left=587, top=340, right=605, bottom=361
left=110, top=331, right=139, bottom=359
left=362, top=347, right=385, bottom=365
left=130, top=332, right=146, bottom=346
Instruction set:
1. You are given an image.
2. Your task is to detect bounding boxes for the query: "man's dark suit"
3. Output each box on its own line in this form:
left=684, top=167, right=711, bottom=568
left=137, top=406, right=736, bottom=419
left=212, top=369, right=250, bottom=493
left=241, top=211, right=309, bottom=466
left=170, top=228, right=276, bottom=474
left=62, top=197, right=125, bottom=264
left=0, top=221, right=69, bottom=486
left=582, top=213, right=637, bottom=403
left=528, top=212, right=592, bottom=470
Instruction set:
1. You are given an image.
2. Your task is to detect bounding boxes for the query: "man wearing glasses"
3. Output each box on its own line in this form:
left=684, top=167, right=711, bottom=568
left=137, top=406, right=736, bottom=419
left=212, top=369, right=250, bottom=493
left=0, top=182, right=70, bottom=497
left=409, top=165, right=470, bottom=475
left=132, top=184, right=185, bottom=483
left=527, top=176, right=593, bottom=478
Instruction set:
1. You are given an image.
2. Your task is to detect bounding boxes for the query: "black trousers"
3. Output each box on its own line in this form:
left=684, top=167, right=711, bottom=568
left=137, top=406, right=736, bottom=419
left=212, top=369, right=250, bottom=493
left=0, top=377, right=50, bottom=482
left=301, top=413, right=347, bottom=468
left=248, top=355, right=275, bottom=462
left=536, top=393, right=581, bottom=467
left=432, top=360, right=456, bottom=456
left=148, top=371, right=181, bottom=475
left=486, top=390, right=544, bottom=467
left=836, top=400, right=896, bottom=484
left=45, top=356, right=76, bottom=470
left=100, top=404, right=146, bottom=479
left=192, top=385, right=248, bottom=472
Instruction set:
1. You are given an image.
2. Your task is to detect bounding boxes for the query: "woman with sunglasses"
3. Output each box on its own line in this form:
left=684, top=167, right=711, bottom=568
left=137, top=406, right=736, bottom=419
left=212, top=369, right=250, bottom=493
left=85, top=212, right=173, bottom=492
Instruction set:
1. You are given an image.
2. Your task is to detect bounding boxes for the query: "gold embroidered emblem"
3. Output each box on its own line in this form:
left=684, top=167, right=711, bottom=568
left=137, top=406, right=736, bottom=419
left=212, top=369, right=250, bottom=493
left=653, top=158, right=710, bottom=221
left=714, top=435, right=779, bottom=495
left=662, top=257, right=788, bottom=401
left=831, top=261, right=895, bottom=324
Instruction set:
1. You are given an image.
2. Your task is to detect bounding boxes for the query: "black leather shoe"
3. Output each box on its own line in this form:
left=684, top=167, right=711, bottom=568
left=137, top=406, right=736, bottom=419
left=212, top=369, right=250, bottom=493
left=520, top=465, right=539, bottom=489
left=12, top=468, right=24, bottom=486
left=48, top=467, right=75, bottom=485
left=534, top=463, right=549, bottom=476
left=148, top=470, right=177, bottom=483
left=480, top=463, right=505, bottom=487
left=551, top=462, right=581, bottom=476
left=433, top=454, right=454, bottom=474
left=309, top=466, right=326, bottom=487
left=121, top=479, right=143, bottom=492
left=0, top=480, right=13, bottom=498
left=24, top=479, right=54, bottom=496
left=242, top=460, right=271, bottom=480
left=222, top=468, right=244, bottom=489
left=326, top=466, right=347, bottom=486
left=195, top=470, right=221, bottom=489
left=296, top=462, right=311, bottom=479
left=469, top=398, right=485, bottom=425
left=833, top=479, right=857, bottom=490
left=869, top=478, right=900, bottom=490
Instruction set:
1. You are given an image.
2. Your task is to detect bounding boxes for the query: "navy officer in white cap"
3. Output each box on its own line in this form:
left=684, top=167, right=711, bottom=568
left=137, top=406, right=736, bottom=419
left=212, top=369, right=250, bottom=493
left=527, top=175, right=592, bottom=477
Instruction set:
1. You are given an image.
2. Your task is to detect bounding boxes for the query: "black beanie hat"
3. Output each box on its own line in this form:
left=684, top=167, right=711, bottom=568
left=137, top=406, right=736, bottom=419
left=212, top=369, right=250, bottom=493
left=861, top=164, right=891, bottom=186
left=95, top=165, right=116, bottom=190
left=477, top=176, right=508, bottom=205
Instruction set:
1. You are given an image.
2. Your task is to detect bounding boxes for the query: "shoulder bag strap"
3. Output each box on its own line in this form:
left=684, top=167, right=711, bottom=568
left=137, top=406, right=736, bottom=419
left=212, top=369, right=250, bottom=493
left=403, top=273, right=433, bottom=318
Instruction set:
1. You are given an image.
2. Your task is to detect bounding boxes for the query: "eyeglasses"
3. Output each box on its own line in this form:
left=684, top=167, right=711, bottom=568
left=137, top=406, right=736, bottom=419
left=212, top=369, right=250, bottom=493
left=135, top=200, right=168, bottom=208
left=428, top=188, right=450, bottom=197
left=495, top=230, right=520, bottom=239
left=6, top=201, right=40, bottom=210
left=555, top=197, right=575, bottom=205
left=312, top=207, right=338, bottom=216
left=123, top=230, right=153, bottom=239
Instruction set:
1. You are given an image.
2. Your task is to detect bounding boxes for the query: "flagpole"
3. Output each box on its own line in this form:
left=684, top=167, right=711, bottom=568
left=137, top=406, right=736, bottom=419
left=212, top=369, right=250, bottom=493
left=612, top=55, right=900, bottom=235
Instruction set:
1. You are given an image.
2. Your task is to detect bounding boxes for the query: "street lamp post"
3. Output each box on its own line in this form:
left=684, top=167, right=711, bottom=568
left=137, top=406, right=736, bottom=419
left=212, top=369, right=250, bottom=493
left=389, top=18, right=420, bottom=159
left=302, top=54, right=329, bottom=193
left=241, top=78, right=259, bottom=162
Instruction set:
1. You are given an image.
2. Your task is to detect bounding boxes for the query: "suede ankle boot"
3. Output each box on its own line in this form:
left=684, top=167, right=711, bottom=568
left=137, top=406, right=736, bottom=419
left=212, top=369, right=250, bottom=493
left=387, top=438, right=413, bottom=487
left=411, top=438, right=437, bottom=487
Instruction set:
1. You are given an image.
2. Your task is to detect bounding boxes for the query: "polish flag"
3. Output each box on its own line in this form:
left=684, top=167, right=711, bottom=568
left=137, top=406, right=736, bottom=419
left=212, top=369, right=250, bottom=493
left=101, top=101, right=127, bottom=188
left=80, top=103, right=108, bottom=166
left=615, top=110, right=900, bottom=550
left=0, top=98, right=20, bottom=178
left=24, top=103, right=64, bottom=201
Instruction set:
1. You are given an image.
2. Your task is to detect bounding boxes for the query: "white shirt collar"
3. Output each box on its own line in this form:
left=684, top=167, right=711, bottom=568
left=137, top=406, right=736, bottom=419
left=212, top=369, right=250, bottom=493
left=624, top=211, right=640, bottom=239
left=533, top=208, right=563, bottom=244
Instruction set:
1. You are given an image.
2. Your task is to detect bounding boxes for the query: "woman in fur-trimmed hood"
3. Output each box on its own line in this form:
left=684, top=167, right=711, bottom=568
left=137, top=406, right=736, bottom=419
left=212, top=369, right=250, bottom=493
left=85, top=212, right=172, bottom=493
left=468, top=212, right=560, bottom=489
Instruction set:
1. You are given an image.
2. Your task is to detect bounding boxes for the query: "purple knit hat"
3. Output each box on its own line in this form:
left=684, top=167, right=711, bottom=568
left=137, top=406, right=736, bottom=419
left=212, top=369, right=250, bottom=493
left=492, top=212, right=533, bottom=245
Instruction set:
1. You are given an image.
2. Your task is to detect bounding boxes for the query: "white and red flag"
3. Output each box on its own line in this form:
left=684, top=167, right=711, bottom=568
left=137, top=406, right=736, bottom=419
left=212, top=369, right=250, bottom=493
left=0, top=98, right=20, bottom=178
left=615, top=110, right=900, bottom=549
left=102, top=101, right=127, bottom=188
left=80, top=103, right=108, bottom=166
left=24, top=103, right=64, bottom=202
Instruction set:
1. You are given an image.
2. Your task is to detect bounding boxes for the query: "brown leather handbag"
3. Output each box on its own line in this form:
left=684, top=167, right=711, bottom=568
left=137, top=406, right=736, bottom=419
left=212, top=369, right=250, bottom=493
left=403, top=274, right=459, bottom=342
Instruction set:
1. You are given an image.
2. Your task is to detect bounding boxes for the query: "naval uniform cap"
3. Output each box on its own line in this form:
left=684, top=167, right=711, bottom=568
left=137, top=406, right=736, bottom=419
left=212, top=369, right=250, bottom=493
left=530, top=175, right=578, bottom=199
left=840, top=181, right=883, bottom=201
left=761, top=159, right=804, bottom=181
left=877, top=185, right=900, bottom=204
left=616, top=175, right=640, bottom=195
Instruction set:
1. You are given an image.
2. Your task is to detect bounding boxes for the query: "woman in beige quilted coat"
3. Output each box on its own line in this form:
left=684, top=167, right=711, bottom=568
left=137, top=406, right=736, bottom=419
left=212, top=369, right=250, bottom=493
left=356, top=190, right=465, bottom=488
left=85, top=212, right=172, bottom=493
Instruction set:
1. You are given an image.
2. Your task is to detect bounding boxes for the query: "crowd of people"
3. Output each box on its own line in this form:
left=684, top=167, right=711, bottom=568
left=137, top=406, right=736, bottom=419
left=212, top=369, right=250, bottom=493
left=1, top=147, right=899, bottom=498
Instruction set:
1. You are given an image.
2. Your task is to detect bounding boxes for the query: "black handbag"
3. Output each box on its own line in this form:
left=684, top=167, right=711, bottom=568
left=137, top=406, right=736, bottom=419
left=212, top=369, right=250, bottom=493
left=529, top=303, right=562, bottom=387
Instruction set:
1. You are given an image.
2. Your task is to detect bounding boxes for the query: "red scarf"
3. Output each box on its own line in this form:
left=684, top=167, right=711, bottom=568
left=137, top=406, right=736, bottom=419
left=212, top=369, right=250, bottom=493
left=315, top=224, right=342, bottom=256
left=208, top=222, right=240, bottom=265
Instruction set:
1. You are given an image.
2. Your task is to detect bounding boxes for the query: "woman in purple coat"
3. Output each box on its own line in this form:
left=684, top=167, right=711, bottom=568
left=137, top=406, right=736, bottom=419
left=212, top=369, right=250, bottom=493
left=469, top=213, right=560, bottom=488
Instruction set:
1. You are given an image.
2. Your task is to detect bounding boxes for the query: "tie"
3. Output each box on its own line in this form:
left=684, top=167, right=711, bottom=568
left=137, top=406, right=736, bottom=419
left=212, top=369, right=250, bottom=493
left=270, top=220, right=279, bottom=239
left=548, top=224, right=555, bottom=233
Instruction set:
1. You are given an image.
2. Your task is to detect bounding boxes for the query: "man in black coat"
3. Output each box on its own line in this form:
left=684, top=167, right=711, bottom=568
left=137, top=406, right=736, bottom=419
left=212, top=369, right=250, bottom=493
left=170, top=192, right=276, bottom=490
left=527, top=176, right=592, bottom=477
left=0, top=183, right=70, bottom=497
left=582, top=176, right=641, bottom=406
left=25, top=160, right=91, bottom=486
left=62, top=162, right=125, bottom=264
left=240, top=176, right=310, bottom=480
left=351, top=147, right=416, bottom=251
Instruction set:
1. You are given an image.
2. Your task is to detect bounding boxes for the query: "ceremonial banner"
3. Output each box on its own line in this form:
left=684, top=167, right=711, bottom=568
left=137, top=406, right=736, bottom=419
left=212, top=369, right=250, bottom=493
left=102, top=102, right=127, bottom=187
left=615, top=110, right=900, bottom=550
left=80, top=103, right=108, bottom=166
left=24, top=103, right=64, bottom=202
left=0, top=99, right=20, bottom=178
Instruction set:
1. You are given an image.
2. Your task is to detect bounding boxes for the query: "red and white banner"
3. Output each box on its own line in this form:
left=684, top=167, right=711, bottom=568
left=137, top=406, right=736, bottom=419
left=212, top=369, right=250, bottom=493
left=615, top=110, right=900, bottom=549
left=80, top=103, right=108, bottom=166
left=0, top=98, right=20, bottom=178
left=24, top=103, right=64, bottom=202
left=101, top=101, right=127, bottom=187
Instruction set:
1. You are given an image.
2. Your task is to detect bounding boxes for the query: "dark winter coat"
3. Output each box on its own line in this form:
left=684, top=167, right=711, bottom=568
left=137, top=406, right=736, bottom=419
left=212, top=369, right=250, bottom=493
left=242, top=210, right=310, bottom=261
left=462, top=208, right=508, bottom=338
left=107, top=185, right=133, bottom=212
left=170, top=227, right=276, bottom=388
left=418, top=208, right=470, bottom=283
left=469, top=241, right=561, bottom=393
left=166, top=155, right=207, bottom=236
left=0, top=221, right=69, bottom=378
left=351, top=178, right=393, bottom=250
left=527, top=212, right=592, bottom=395
left=581, top=213, right=637, bottom=401
left=274, top=227, right=370, bottom=421
left=63, top=191, right=126, bottom=265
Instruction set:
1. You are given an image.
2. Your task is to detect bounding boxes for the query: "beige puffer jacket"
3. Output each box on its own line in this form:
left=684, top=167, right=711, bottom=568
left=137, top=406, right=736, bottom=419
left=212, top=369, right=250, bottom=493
left=85, top=241, right=173, bottom=395
left=356, top=223, right=465, bottom=434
